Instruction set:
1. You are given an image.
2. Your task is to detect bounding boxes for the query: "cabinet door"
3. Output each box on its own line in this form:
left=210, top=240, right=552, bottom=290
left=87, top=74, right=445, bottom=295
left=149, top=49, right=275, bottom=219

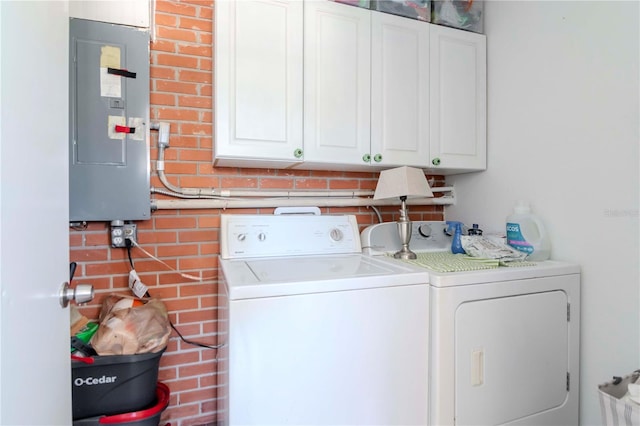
left=430, top=25, right=486, bottom=172
left=215, top=0, right=303, bottom=167
left=303, top=1, right=371, bottom=169
left=371, top=12, right=430, bottom=168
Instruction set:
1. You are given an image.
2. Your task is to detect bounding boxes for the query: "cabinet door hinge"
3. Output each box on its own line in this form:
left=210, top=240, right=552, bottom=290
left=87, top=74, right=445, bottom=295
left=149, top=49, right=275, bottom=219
left=567, top=303, right=571, bottom=322
left=567, top=372, right=570, bottom=391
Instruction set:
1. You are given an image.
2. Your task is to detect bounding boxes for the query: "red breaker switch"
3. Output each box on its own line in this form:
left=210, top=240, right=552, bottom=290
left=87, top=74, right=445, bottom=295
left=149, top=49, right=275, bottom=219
left=115, top=124, right=136, bottom=134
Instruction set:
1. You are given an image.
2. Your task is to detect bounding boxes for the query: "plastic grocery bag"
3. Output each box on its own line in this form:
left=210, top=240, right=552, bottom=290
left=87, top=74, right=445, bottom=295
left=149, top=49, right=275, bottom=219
left=598, top=370, right=640, bottom=425
left=90, top=295, right=171, bottom=356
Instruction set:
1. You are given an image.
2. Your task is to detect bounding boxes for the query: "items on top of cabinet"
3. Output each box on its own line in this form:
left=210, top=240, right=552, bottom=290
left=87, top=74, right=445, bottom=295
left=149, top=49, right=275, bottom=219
left=331, top=0, right=483, bottom=33
left=432, top=0, right=483, bottom=33
left=334, top=0, right=371, bottom=8
left=372, top=0, right=431, bottom=22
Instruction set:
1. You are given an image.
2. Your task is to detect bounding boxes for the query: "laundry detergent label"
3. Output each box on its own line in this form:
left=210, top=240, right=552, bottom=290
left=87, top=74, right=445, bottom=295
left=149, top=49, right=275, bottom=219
left=506, top=222, right=533, bottom=254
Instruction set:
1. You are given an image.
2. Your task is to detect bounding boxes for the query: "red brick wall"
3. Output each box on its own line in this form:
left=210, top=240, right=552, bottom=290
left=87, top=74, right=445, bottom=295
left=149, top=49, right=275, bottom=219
left=69, top=1, right=445, bottom=425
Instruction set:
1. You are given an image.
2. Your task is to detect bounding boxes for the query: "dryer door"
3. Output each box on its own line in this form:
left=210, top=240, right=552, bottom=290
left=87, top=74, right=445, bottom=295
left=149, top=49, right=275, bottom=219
left=454, top=291, right=568, bottom=425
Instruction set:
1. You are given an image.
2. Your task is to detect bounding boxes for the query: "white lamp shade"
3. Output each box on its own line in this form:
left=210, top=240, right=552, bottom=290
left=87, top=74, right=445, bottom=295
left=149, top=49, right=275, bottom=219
left=373, top=166, right=433, bottom=200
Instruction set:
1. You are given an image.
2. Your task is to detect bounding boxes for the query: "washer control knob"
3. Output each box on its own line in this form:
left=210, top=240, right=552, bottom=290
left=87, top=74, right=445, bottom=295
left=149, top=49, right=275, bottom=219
left=237, top=233, right=246, bottom=242
left=329, top=228, right=344, bottom=242
left=418, top=224, right=432, bottom=238
left=258, top=232, right=266, bottom=242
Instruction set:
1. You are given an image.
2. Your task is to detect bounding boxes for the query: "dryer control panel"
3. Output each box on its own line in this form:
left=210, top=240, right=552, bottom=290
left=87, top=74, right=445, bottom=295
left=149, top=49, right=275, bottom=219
left=361, top=221, right=452, bottom=255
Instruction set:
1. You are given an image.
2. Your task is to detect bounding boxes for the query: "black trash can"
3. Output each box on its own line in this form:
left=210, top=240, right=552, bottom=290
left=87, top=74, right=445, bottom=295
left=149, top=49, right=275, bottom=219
left=71, top=348, right=165, bottom=420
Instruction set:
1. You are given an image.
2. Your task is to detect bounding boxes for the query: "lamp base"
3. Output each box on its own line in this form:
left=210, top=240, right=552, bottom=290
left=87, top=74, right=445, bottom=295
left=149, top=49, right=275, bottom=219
left=394, top=199, right=417, bottom=260
left=393, top=247, right=417, bottom=260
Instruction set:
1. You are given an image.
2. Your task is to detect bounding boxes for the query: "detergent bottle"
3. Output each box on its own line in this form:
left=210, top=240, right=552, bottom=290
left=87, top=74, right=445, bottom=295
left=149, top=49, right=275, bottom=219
left=506, top=201, right=551, bottom=261
left=445, top=221, right=465, bottom=254
left=468, top=224, right=483, bottom=236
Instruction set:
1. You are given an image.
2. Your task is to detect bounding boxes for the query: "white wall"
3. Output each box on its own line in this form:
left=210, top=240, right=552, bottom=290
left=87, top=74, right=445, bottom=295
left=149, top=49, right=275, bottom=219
left=446, top=1, right=639, bottom=424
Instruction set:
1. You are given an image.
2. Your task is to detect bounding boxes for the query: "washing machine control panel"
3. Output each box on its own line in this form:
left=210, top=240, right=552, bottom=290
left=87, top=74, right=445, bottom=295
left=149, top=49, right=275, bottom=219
left=220, top=214, right=362, bottom=259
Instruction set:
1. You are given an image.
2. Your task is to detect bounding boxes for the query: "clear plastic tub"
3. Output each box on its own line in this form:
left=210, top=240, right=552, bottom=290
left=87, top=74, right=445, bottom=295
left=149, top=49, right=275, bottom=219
left=432, top=0, right=483, bottom=33
left=333, top=0, right=371, bottom=9
left=372, top=0, right=431, bottom=22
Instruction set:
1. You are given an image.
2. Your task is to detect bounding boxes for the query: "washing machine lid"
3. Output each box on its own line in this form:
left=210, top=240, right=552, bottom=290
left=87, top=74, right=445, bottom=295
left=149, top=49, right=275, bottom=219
left=220, top=253, right=429, bottom=299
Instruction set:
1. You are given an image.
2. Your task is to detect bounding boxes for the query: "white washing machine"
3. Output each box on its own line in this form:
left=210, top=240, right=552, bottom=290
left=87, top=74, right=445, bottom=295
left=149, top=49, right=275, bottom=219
left=361, top=221, right=581, bottom=426
left=218, top=213, right=432, bottom=426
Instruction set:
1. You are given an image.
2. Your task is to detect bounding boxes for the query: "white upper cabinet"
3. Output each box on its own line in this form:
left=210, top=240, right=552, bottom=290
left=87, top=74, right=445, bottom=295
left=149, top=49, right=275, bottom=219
left=303, top=1, right=371, bottom=169
left=371, top=12, right=430, bottom=168
left=213, top=0, right=487, bottom=174
left=214, top=0, right=304, bottom=168
left=429, top=24, right=487, bottom=173
left=303, top=3, right=430, bottom=171
left=69, top=0, right=150, bottom=28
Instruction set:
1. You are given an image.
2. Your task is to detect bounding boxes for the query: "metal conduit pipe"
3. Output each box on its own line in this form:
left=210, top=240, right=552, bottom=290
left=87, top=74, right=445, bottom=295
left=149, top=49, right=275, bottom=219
left=218, top=186, right=454, bottom=197
left=156, top=145, right=188, bottom=195
left=152, top=194, right=454, bottom=210
left=151, top=186, right=454, bottom=199
left=151, top=186, right=376, bottom=199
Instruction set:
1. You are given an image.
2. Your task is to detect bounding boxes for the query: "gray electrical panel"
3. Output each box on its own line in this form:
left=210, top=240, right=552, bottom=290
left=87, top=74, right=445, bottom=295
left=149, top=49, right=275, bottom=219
left=69, top=18, right=150, bottom=222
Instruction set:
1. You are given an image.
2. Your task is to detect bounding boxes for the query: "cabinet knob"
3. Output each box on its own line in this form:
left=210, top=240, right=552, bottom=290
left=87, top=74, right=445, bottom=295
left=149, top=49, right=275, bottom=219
left=432, top=157, right=441, bottom=166
left=294, top=148, right=303, bottom=159
left=362, top=154, right=371, bottom=163
left=373, top=154, right=382, bottom=163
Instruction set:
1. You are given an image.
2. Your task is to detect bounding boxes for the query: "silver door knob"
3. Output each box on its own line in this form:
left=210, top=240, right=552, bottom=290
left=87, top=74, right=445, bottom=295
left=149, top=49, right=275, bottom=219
left=59, top=282, right=94, bottom=307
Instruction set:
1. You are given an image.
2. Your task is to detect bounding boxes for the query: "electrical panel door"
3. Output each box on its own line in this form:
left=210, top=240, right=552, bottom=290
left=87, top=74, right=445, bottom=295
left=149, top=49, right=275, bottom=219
left=69, top=18, right=150, bottom=222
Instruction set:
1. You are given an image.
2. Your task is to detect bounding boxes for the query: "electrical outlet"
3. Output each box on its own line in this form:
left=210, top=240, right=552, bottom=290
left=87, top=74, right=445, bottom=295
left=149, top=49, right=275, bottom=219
left=123, top=224, right=137, bottom=244
left=111, top=226, right=124, bottom=247
left=111, top=223, right=137, bottom=248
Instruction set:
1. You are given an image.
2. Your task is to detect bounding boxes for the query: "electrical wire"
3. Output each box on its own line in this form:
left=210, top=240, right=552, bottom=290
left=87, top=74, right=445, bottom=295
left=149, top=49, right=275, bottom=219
left=129, top=238, right=215, bottom=282
left=125, top=239, right=222, bottom=351
left=370, top=205, right=383, bottom=223
left=167, top=320, right=223, bottom=351
left=127, top=240, right=135, bottom=269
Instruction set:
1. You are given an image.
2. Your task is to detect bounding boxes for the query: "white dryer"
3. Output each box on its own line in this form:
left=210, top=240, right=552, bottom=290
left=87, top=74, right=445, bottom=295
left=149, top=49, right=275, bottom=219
left=361, top=221, right=581, bottom=426
left=218, top=213, right=432, bottom=426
